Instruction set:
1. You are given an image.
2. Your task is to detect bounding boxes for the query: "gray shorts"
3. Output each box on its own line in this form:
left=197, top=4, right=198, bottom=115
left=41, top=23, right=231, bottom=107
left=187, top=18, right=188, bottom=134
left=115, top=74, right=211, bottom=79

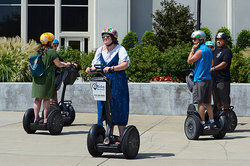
left=212, top=81, right=231, bottom=105
left=193, top=79, right=212, bottom=104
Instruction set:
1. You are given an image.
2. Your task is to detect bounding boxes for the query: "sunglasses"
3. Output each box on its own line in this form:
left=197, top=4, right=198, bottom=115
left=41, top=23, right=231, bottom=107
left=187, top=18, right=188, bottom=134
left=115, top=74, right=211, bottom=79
left=192, top=38, right=198, bottom=41
left=102, top=34, right=111, bottom=39
left=53, top=44, right=58, bottom=47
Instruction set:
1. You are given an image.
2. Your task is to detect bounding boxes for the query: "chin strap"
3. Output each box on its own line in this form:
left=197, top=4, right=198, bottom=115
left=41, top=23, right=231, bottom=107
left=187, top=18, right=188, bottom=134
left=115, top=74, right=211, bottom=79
left=105, top=41, right=114, bottom=47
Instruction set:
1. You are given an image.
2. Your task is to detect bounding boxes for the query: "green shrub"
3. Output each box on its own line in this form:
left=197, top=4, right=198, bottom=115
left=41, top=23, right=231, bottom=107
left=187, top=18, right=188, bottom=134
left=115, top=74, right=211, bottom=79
left=78, top=50, right=95, bottom=80
left=230, top=52, right=250, bottom=83
left=121, top=31, right=139, bottom=51
left=57, top=46, right=95, bottom=81
left=216, top=27, right=233, bottom=48
left=0, top=36, right=38, bottom=82
left=141, top=31, right=157, bottom=47
left=160, top=43, right=193, bottom=82
left=201, top=26, right=212, bottom=41
left=236, top=29, right=250, bottom=51
left=152, top=0, right=195, bottom=51
left=126, top=44, right=162, bottom=82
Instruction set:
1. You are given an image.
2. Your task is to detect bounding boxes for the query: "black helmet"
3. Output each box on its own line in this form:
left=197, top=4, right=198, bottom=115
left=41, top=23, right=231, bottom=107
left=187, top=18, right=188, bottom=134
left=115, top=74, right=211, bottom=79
left=216, top=32, right=228, bottom=40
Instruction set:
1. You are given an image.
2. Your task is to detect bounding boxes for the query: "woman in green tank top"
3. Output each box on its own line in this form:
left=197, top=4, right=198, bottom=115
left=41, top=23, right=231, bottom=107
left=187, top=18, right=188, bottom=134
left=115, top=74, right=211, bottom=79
left=32, top=32, right=71, bottom=124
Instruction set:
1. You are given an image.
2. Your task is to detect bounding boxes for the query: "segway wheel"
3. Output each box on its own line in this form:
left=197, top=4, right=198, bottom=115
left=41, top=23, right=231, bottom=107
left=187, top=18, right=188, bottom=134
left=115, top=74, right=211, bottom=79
left=213, top=115, right=227, bottom=139
left=184, top=115, right=201, bottom=140
left=47, top=105, right=63, bottom=135
left=23, top=108, right=36, bottom=134
left=226, top=110, right=237, bottom=132
left=87, top=124, right=105, bottom=157
left=63, top=105, right=76, bottom=126
left=121, top=125, right=140, bottom=159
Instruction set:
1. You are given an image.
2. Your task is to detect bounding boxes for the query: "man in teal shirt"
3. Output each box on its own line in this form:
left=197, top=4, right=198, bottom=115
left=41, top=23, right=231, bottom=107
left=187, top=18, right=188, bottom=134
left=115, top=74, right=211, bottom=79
left=187, top=30, right=217, bottom=130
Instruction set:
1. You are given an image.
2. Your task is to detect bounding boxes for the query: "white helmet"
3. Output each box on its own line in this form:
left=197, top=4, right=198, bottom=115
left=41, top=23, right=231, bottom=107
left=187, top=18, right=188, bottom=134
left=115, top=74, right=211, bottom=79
left=191, top=30, right=206, bottom=41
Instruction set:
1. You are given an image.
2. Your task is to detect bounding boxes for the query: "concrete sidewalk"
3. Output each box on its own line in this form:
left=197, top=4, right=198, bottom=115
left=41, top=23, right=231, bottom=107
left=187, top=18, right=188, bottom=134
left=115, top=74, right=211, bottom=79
left=0, top=111, right=250, bottom=166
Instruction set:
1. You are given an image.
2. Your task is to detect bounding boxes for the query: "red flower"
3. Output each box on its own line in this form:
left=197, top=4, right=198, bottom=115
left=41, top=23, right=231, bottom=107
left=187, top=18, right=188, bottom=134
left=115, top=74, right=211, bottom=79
left=166, top=76, right=172, bottom=81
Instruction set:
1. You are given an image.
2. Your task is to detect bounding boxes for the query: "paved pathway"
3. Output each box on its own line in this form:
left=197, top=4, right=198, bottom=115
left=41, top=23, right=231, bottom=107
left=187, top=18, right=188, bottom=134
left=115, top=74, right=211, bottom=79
left=0, top=111, right=250, bottom=166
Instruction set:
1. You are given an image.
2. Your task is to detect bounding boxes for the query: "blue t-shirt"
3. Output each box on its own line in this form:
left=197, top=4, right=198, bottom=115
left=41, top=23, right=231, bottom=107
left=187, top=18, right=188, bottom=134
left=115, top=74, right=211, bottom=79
left=194, top=43, right=213, bottom=82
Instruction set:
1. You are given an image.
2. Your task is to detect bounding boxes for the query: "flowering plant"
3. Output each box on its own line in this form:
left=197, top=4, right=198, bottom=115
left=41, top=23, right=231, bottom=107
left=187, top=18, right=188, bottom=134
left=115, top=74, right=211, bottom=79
left=151, top=75, right=179, bottom=82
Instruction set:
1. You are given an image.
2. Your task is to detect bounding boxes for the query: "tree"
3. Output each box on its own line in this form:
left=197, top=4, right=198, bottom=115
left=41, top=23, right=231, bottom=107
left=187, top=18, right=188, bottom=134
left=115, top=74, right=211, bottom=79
left=236, top=29, right=250, bottom=51
left=121, top=31, right=139, bottom=51
left=152, top=0, right=195, bottom=51
left=201, top=26, right=212, bottom=41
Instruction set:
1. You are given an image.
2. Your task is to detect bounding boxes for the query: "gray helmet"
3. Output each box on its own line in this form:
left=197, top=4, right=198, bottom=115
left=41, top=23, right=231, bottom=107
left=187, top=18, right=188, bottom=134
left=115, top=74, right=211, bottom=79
left=191, top=30, right=206, bottom=41
left=216, top=32, right=228, bottom=40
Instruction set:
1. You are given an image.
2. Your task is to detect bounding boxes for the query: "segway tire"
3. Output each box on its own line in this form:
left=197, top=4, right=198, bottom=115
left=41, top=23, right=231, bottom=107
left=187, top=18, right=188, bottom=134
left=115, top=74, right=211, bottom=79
left=213, top=115, right=227, bottom=139
left=87, top=124, right=105, bottom=157
left=63, top=105, right=76, bottom=126
left=184, top=115, right=201, bottom=140
left=47, top=105, right=63, bottom=135
left=121, top=125, right=140, bottom=159
left=226, top=110, right=237, bottom=132
left=23, top=108, right=36, bottom=134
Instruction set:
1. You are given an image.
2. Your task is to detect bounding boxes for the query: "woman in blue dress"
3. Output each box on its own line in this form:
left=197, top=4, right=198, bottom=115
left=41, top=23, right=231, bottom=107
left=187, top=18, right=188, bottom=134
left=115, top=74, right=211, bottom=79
left=86, top=27, right=130, bottom=142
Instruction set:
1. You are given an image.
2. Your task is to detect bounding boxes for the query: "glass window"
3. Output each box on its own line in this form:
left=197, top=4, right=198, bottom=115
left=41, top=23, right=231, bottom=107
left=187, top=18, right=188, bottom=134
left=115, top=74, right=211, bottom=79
left=0, top=0, right=20, bottom=4
left=61, top=7, right=88, bottom=31
left=84, top=38, right=88, bottom=53
left=28, top=6, right=54, bottom=42
left=69, top=41, right=80, bottom=51
left=28, top=0, right=54, bottom=4
left=62, top=0, right=88, bottom=5
left=0, top=6, right=21, bottom=37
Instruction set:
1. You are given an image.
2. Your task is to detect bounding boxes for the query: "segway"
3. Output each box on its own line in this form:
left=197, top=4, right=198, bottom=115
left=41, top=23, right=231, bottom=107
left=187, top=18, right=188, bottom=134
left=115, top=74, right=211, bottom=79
left=184, top=70, right=227, bottom=140
left=87, top=65, right=140, bottom=159
left=186, top=69, right=237, bottom=132
left=41, top=64, right=79, bottom=126
left=23, top=104, right=63, bottom=135
left=184, top=104, right=227, bottom=140
left=219, top=106, right=237, bottom=132
left=23, top=64, right=79, bottom=135
left=55, top=64, right=79, bottom=125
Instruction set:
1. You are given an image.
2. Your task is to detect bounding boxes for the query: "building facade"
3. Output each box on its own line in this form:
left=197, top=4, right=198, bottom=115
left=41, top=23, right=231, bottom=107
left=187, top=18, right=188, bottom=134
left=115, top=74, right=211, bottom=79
left=0, top=0, right=249, bottom=52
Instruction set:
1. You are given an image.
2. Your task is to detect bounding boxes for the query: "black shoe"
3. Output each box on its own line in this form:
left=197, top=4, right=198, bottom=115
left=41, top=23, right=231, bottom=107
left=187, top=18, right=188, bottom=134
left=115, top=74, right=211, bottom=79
left=210, top=122, right=218, bottom=129
left=203, top=124, right=210, bottom=130
left=204, top=123, right=218, bottom=130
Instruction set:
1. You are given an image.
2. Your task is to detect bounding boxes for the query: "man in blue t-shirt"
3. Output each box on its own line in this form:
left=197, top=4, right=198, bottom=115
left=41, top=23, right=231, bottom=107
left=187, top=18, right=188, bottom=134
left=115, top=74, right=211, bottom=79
left=187, top=30, right=217, bottom=130
left=210, top=32, right=232, bottom=109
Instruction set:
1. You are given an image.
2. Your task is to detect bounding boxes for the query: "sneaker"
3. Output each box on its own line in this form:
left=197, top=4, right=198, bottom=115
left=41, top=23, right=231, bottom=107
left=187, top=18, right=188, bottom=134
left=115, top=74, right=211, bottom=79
left=210, top=122, right=218, bottom=129
left=204, top=123, right=218, bottom=130
left=203, top=124, right=210, bottom=130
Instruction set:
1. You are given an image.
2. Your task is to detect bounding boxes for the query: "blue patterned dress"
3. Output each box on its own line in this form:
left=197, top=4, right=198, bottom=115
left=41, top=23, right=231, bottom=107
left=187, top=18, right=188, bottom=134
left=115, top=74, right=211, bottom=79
left=96, top=51, right=129, bottom=126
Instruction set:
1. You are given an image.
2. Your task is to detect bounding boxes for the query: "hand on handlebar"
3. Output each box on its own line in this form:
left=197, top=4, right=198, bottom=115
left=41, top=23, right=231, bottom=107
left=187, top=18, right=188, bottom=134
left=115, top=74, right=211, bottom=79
left=85, top=67, right=96, bottom=73
left=103, top=67, right=112, bottom=73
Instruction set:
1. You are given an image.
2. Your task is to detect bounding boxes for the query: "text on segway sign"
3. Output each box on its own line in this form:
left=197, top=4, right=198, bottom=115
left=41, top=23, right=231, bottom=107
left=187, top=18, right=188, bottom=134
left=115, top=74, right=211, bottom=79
left=90, top=82, right=106, bottom=101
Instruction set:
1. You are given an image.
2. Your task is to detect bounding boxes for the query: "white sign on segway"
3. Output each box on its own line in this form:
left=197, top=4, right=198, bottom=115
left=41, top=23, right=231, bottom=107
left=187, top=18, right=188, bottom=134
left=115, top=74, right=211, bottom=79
left=90, top=81, right=106, bottom=101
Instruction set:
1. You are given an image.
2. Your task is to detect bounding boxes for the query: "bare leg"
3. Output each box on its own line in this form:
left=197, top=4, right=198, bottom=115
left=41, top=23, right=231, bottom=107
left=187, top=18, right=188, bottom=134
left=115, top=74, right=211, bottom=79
left=198, top=103, right=205, bottom=122
left=118, top=126, right=126, bottom=140
left=205, top=104, right=214, bottom=120
left=43, top=99, right=50, bottom=123
left=34, top=98, right=42, bottom=123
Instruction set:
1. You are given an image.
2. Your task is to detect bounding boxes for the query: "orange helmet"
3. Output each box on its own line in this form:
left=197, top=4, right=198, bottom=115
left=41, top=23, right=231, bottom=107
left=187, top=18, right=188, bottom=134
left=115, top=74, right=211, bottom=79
left=40, top=32, right=55, bottom=45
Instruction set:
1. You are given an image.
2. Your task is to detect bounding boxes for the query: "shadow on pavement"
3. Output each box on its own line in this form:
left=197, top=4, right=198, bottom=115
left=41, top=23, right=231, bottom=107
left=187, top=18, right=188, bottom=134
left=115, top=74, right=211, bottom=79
left=33, top=130, right=88, bottom=135
left=101, top=153, right=175, bottom=159
left=65, top=123, right=93, bottom=127
left=136, top=153, right=175, bottom=159
left=233, top=129, right=250, bottom=133
left=198, top=135, right=248, bottom=141
left=61, top=130, right=88, bottom=135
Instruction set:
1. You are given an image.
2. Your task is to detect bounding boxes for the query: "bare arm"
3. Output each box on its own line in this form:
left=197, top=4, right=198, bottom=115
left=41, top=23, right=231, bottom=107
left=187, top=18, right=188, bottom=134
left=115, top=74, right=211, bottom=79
left=103, top=61, right=129, bottom=73
left=53, top=57, right=70, bottom=68
left=187, top=50, right=202, bottom=64
left=211, top=61, right=228, bottom=72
